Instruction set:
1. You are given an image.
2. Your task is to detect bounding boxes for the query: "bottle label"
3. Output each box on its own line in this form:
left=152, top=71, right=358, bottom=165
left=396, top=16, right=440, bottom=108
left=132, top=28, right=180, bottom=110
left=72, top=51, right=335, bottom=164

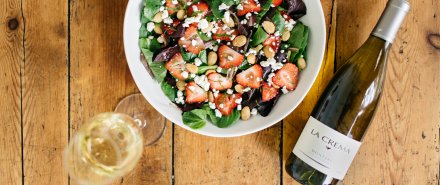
left=292, top=117, right=361, bottom=180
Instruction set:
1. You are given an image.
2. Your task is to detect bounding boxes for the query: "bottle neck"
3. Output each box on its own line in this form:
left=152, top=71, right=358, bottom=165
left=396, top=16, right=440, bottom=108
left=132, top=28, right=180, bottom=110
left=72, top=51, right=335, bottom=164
left=371, top=0, right=410, bottom=43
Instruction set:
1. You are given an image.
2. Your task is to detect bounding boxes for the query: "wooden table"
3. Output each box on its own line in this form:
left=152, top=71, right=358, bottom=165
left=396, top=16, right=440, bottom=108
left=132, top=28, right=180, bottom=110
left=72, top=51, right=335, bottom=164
left=1, top=0, right=439, bottom=184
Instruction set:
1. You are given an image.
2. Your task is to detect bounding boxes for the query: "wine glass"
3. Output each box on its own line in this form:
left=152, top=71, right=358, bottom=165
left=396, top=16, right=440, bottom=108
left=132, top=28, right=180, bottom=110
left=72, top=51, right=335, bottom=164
left=64, top=93, right=165, bottom=185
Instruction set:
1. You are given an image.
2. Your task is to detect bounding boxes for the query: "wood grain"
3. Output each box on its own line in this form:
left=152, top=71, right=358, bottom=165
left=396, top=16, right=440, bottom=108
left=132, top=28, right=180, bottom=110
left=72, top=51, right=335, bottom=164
left=337, top=0, right=440, bottom=184
left=21, top=0, right=69, bottom=184
left=282, top=0, right=336, bottom=184
left=0, top=0, right=23, bottom=184
left=174, top=126, right=281, bottom=185
left=69, top=0, right=172, bottom=184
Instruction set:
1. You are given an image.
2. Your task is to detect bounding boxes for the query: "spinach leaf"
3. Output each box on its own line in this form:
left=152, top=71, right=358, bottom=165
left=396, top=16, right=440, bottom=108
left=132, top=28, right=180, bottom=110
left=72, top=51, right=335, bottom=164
left=197, top=65, right=218, bottom=74
left=198, top=50, right=207, bottom=64
left=182, top=109, right=208, bottom=129
left=141, top=48, right=167, bottom=82
left=161, top=82, right=177, bottom=102
left=287, top=22, right=309, bottom=61
left=207, top=109, right=241, bottom=128
left=272, top=10, right=285, bottom=33
left=143, top=0, right=162, bottom=21
left=257, top=0, right=273, bottom=23
left=198, top=31, right=211, bottom=41
left=238, top=60, right=252, bottom=70
left=139, top=37, right=162, bottom=52
left=139, top=24, right=150, bottom=38
left=250, top=27, right=268, bottom=47
left=140, top=8, right=149, bottom=24
left=287, top=22, right=305, bottom=48
left=206, top=0, right=223, bottom=20
left=180, top=47, right=197, bottom=61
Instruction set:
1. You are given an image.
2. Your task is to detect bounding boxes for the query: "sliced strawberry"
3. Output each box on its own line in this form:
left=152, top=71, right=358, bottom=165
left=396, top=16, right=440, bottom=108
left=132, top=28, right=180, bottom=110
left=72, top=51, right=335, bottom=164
left=166, top=0, right=180, bottom=15
left=261, top=82, right=279, bottom=102
left=212, top=22, right=238, bottom=41
left=218, top=45, right=244, bottom=69
left=272, top=63, right=299, bottom=90
left=165, top=53, right=187, bottom=80
left=178, top=25, right=205, bottom=54
left=207, top=73, right=233, bottom=91
left=162, top=19, right=181, bottom=36
left=186, top=81, right=208, bottom=103
left=263, top=35, right=281, bottom=53
left=187, top=2, right=209, bottom=17
left=214, top=93, right=242, bottom=116
left=237, top=0, right=262, bottom=16
left=272, top=0, right=283, bottom=7
left=236, top=64, right=263, bottom=88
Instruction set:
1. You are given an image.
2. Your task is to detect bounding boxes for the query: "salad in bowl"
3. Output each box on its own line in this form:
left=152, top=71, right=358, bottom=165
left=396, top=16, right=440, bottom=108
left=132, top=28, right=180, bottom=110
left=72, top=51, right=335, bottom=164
left=139, top=0, right=311, bottom=129
left=125, top=0, right=326, bottom=136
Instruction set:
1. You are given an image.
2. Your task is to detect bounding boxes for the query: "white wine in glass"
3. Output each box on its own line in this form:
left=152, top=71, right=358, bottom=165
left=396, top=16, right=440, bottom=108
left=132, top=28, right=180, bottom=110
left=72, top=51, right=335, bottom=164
left=64, top=113, right=144, bottom=185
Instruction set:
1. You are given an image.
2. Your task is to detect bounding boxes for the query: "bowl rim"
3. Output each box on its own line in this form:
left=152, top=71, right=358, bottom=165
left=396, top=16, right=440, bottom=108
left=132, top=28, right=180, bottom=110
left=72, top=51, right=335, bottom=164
left=123, top=0, right=326, bottom=137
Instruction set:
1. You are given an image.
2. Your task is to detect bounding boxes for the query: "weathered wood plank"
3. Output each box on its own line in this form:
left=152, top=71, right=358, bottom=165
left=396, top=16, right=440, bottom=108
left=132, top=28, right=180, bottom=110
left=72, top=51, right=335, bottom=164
left=174, top=126, right=281, bottom=185
left=0, top=0, right=23, bottom=184
left=338, top=0, right=440, bottom=184
left=21, top=0, right=69, bottom=184
left=282, top=0, right=336, bottom=184
left=70, top=0, right=172, bottom=184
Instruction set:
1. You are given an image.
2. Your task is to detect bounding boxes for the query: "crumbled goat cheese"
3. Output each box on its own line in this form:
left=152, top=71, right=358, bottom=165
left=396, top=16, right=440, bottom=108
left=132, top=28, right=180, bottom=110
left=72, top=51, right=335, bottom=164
left=281, top=86, right=289, bottom=94
left=251, top=108, right=258, bottom=115
left=181, top=71, right=189, bottom=79
left=194, top=58, right=202, bottom=66
left=147, top=22, right=155, bottom=32
left=215, top=109, right=223, bottom=117
left=219, top=3, right=230, bottom=10
left=198, top=19, right=209, bottom=30
left=227, top=89, right=233, bottom=94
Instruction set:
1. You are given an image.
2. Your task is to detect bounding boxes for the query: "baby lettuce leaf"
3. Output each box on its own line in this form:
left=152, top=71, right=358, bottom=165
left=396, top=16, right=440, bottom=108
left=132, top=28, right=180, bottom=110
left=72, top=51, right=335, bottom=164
left=207, top=0, right=238, bottom=20
left=180, top=47, right=197, bottom=62
left=207, top=109, right=241, bottom=128
left=250, top=27, right=268, bottom=47
left=257, top=0, right=273, bottom=23
left=182, top=109, right=208, bottom=129
left=198, top=50, right=207, bottom=64
left=143, top=0, right=162, bottom=21
left=284, top=0, right=307, bottom=20
left=272, top=10, right=285, bottom=33
left=197, top=65, right=218, bottom=74
left=139, top=37, right=162, bottom=53
left=161, top=81, right=177, bottom=102
left=141, top=48, right=167, bottom=82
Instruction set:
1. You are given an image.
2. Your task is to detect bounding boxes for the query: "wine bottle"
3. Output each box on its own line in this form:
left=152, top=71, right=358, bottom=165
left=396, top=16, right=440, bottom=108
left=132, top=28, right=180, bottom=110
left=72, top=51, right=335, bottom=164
left=285, top=0, right=410, bottom=184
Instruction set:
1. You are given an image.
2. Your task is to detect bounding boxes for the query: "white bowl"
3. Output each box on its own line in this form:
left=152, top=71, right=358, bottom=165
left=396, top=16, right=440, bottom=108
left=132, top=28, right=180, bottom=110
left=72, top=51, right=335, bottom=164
left=123, top=0, right=326, bottom=137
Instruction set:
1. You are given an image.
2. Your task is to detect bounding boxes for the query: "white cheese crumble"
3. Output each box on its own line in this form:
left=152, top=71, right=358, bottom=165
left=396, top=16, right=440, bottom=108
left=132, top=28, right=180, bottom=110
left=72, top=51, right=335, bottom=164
left=172, top=0, right=178, bottom=4
left=272, top=62, right=283, bottom=71
left=243, top=87, right=251, bottom=92
left=209, top=102, right=216, bottom=109
left=235, top=97, right=242, bottom=104
left=237, top=104, right=242, bottom=110
left=285, top=19, right=296, bottom=31
left=260, top=57, right=277, bottom=67
left=198, top=19, right=209, bottom=30
left=219, top=3, right=230, bottom=10
left=237, top=4, right=244, bottom=10
left=175, top=91, right=185, bottom=104
left=147, top=22, right=155, bottom=32
left=194, top=58, right=202, bottom=66
left=267, top=72, right=276, bottom=86
left=194, top=75, right=210, bottom=91
left=281, top=86, right=289, bottom=94
left=163, top=17, right=173, bottom=24
left=181, top=71, right=189, bottom=79
left=191, top=39, right=197, bottom=46
left=215, top=109, right=223, bottom=117
left=161, top=10, right=169, bottom=19
left=226, top=89, right=233, bottom=94
left=251, top=108, right=258, bottom=115
left=216, top=67, right=223, bottom=73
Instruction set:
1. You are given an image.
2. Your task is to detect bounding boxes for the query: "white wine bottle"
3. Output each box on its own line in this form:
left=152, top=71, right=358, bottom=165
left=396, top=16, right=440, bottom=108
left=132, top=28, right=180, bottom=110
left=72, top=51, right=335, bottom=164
left=285, top=0, right=410, bottom=184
